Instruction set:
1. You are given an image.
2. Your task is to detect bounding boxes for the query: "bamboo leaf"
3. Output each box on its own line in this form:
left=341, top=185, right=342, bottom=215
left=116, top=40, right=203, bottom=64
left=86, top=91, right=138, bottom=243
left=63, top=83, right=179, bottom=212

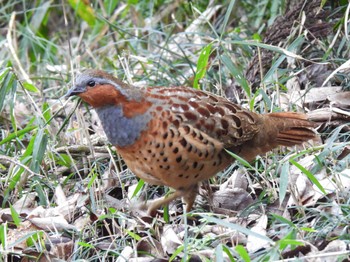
left=10, top=205, right=21, bottom=227
left=0, top=126, right=37, bottom=146
left=23, top=82, right=40, bottom=93
left=289, top=159, right=326, bottom=195
left=68, top=0, right=96, bottom=27
left=193, top=43, right=212, bottom=89
left=235, top=245, right=251, bottom=262
left=131, top=179, right=145, bottom=198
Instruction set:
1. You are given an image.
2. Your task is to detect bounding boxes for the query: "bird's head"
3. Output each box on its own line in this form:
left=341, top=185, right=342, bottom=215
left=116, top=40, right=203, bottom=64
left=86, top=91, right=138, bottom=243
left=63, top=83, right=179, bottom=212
left=66, top=69, right=151, bottom=117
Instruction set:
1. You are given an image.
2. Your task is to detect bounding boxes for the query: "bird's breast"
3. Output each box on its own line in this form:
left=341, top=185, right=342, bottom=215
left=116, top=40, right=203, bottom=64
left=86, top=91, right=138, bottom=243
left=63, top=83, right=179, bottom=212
left=96, top=105, right=151, bottom=147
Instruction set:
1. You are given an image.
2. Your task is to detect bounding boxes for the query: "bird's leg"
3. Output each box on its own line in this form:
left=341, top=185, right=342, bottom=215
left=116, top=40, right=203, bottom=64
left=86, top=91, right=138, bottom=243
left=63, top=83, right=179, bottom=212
left=182, top=184, right=198, bottom=213
left=146, top=190, right=184, bottom=216
left=146, top=184, right=199, bottom=215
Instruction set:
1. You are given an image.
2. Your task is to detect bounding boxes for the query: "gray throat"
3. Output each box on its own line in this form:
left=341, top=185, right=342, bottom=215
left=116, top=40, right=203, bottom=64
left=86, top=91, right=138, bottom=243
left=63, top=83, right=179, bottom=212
left=96, top=105, right=151, bottom=147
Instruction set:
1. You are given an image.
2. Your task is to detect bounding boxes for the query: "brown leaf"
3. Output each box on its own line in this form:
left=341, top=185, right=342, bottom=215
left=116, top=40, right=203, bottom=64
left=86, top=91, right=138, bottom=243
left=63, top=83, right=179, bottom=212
left=337, top=146, right=350, bottom=160
left=212, top=188, right=254, bottom=211
left=28, top=216, right=77, bottom=231
left=137, top=237, right=164, bottom=258
left=327, top=91, right=350, bottom=109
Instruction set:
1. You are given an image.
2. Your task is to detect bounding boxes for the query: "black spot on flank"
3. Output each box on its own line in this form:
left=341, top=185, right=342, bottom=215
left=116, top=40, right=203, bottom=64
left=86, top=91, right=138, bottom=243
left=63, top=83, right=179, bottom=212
left=198, top=152, right=203, bottom=157
left=160, top=151, right=164, bottom=156
left=152, top=153, right=156, bottom=157
left=144, top=157, right=148, bottom=161
left=213, top=161, right=217, bottom=166
left=147, top=150, right=152, bottom=154
left=176, top=114, right=184, bottom=121
left=163, top=157, right=168, bottom=162
left=172, top=119, right=180, bottom=128
left=163, top=132, right=168, bottom=139
left=179, top=174, right=184, bottom=178
left=199, top=164, right=205, bottom=171
left=156, top=143, right=160, bottom=148
left=165, top=165, right=170, bottom=170
left=176, top=156, right=182, bottom=163
left=194, top=174, right=199, bottom=178
left=179, top=138, right=187, bottom=147
left=169, top=129, right=175, bottom=138
left=173, top=147, right=179, bottom=154
left=193, top=162, right=198, bottom=168
left=205, top=150, right=209, bottom=158
left=159, top=165, right=163, bottom=168
left=191, top=131, right=197, bottom=138
left=168, top=142, right=173, bottom=147
left=183, top=125, right=190, bottom=134
left=187, top=144, right=192, bottom=152
left=185, top=175, right=189, bottom=179
left=203, top=139, right=208, bottom=145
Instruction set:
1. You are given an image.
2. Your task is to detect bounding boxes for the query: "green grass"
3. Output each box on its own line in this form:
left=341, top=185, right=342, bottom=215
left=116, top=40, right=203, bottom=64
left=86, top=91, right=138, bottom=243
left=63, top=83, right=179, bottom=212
left=1, top=0, right=350, bottom=261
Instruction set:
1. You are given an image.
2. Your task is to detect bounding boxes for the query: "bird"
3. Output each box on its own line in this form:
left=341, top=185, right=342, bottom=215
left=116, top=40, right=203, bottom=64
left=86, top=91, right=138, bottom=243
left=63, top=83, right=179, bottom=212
left=66, top=69, right=316, bottom=215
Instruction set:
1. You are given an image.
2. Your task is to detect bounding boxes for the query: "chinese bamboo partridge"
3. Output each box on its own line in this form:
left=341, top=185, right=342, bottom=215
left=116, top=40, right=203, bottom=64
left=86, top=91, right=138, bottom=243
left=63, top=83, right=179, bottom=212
left=67, top=69, right=316, bottom=215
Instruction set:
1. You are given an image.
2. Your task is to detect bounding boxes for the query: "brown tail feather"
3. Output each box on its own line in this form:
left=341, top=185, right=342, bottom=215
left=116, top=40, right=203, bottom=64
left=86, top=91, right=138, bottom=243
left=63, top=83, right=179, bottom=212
left=235, top=112, right=317, bottom=162
left=267, top=112, right=317, bottom=147
left=267, top=112, right=310, bottom=121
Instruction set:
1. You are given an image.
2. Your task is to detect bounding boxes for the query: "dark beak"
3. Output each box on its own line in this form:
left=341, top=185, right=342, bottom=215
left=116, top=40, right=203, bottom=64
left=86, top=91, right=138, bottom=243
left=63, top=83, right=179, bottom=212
left=65, top=85, right=86, bottom=98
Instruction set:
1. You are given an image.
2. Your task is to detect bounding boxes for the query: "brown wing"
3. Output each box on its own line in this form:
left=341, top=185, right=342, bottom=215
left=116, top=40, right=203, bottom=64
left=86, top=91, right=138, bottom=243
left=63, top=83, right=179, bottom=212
left=147, top=86, right=263, bottom=149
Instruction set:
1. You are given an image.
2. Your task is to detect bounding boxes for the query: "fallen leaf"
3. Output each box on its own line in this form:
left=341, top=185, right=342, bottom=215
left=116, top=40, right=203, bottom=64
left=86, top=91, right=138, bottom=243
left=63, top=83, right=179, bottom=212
left=160, top=225, right=182, bottom=254
left=246, top=215, right=270, bottom=252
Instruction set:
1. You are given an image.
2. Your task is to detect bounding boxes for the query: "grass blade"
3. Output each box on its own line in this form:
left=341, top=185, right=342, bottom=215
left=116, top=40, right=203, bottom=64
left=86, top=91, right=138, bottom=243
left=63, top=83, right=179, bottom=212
left=289, top=159, right=326, bottom=195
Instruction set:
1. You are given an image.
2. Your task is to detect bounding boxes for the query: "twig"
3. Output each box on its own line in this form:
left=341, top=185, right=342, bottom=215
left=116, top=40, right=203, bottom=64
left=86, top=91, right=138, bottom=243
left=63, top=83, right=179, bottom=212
left=0, top=155, right=39, bottom=177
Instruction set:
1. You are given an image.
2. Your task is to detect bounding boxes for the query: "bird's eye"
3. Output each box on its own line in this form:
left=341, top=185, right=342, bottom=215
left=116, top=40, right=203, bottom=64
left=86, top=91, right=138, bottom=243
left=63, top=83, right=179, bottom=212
left=87, top=80, right=96, bottom=87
